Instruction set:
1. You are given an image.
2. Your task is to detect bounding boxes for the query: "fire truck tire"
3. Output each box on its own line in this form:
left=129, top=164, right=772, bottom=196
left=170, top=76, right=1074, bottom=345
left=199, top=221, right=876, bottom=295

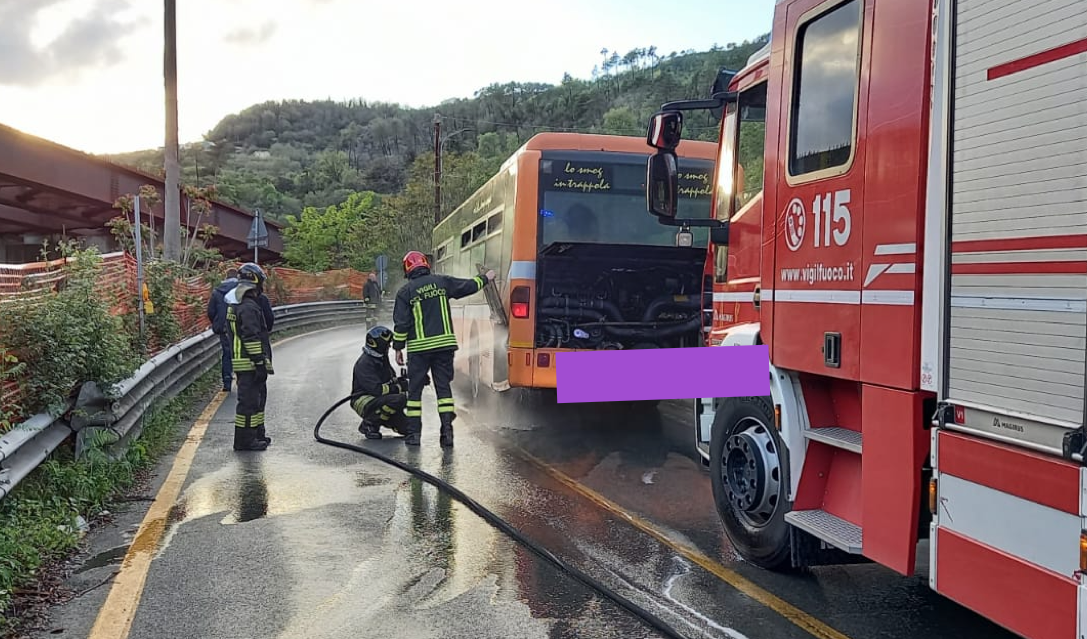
left=708, top=395, right=791, bottom=570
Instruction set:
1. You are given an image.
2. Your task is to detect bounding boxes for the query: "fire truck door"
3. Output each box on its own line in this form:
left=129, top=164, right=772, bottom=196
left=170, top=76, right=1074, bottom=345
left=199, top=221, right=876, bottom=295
left=770, top=0, right=869, bottom=379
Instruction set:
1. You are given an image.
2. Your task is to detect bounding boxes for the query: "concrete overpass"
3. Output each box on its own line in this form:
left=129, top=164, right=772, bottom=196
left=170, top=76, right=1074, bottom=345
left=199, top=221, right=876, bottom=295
left=0, top=123, right=283, bottom=262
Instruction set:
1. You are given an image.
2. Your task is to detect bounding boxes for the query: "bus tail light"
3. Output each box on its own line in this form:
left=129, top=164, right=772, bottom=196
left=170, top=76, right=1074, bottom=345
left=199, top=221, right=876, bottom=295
left=511, top=286, right=530, bottom=318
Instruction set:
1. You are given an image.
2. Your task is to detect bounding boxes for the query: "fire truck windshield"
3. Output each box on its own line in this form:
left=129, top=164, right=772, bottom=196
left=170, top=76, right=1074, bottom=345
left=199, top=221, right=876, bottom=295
left=537, top=155, right=714, bottom=248
left=717, top=80, right=768, bottom=222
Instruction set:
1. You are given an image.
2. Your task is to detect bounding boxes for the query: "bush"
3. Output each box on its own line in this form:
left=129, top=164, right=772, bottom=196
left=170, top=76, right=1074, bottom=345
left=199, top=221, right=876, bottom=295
left=2, top=246, right=141, bottom=416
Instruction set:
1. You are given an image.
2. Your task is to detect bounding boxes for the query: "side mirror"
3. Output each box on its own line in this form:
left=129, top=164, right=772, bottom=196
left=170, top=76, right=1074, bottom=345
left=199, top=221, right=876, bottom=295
left=646, top=111, right=683, bottom=151
left=647, top=152, right=679, bottom=218
left=710, top=224, right=730, bottom=245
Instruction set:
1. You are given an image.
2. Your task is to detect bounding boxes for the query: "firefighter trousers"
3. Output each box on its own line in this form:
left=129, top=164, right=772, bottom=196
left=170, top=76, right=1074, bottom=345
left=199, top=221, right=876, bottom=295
left=355, top=392, right=408, bottom=432
left=235, top=369, right=268, bottom=429
left=405, top=349, right=455, bottom=435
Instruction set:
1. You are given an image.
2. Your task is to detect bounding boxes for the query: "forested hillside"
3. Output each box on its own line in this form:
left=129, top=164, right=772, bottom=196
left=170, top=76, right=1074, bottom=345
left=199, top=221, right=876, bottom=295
left=104, top=35, right=768, bottom=274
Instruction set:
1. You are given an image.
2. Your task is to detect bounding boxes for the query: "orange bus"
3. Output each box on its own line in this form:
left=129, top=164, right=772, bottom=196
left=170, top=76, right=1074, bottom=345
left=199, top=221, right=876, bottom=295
left=432, top=132, right=717, bottom=400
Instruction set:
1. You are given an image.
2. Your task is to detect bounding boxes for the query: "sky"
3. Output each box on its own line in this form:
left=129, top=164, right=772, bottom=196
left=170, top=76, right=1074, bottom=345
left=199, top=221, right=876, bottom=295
left=0, top=0, right=776, bottom=155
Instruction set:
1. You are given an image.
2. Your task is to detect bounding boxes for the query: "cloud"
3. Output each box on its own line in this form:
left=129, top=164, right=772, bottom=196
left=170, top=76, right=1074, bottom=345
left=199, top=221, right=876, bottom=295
left=224, top=21, right=278, bottom=46
left=0, top=0, right=144, bottom=87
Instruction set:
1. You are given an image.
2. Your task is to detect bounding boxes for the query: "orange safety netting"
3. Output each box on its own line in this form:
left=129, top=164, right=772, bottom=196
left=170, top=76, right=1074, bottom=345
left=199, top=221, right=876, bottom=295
left=0, top=252, right=367, bottom=429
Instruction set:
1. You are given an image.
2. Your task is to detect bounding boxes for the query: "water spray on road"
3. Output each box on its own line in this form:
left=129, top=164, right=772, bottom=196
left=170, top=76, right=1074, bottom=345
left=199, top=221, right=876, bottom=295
left=312, top=391, right=693, bottom=639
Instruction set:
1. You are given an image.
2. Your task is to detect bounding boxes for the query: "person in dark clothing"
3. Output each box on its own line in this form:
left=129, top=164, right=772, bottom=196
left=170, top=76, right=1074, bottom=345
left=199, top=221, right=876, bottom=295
left=226, top=262, right=274, bottom=451
left=392, top=250, right=494, bottom=447
left=207, top=268, right=239, bottom=392
left=363, top=272, right=382, bottom=327
left=351, top=325, right=410, bottom=440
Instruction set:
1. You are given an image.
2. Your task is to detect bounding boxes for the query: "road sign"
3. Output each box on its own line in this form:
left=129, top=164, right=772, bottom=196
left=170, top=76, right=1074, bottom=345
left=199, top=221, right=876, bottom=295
left=247, top=209, right=269, bottom=249
left=375, top=254, right=387, bottom=271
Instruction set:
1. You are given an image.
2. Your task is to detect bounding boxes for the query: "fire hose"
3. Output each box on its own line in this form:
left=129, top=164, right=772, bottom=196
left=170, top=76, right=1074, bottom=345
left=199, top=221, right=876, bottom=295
left=312, top=391, right=689, bottom=639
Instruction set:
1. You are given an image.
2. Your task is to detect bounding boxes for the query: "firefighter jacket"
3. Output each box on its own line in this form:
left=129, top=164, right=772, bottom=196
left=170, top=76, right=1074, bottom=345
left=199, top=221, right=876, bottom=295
left=226, top=287, right=271, bottom=373
left=351, top=353, right=401, bottom=414
left=392, top=267, right=486, bottom=353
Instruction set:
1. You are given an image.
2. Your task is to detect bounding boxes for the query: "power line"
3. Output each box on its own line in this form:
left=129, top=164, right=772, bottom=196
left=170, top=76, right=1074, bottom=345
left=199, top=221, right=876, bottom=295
left=444, top=115, right=720, bottom=134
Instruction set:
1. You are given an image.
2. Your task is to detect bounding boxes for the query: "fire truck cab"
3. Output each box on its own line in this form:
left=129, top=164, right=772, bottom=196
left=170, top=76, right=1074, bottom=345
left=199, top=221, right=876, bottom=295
left=644, top=0, right=1087, bottom=638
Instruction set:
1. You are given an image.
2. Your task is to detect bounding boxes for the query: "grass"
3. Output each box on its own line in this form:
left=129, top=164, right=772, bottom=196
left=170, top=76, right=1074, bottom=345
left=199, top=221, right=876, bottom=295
left=0, top=369, right=219, bottom=636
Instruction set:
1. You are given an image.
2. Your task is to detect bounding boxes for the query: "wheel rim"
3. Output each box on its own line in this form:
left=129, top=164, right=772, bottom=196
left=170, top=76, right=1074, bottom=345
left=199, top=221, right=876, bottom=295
left=721, top=417, right=782, bottom=528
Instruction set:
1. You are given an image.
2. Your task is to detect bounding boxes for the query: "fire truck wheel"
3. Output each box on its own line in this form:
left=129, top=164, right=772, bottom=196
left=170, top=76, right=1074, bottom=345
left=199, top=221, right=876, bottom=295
left=709, top=396, right=791, bottom=570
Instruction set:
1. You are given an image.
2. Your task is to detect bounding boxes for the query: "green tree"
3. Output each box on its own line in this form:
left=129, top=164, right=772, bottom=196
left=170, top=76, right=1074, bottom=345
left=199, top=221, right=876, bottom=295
left=281, top=190, right=382, bottom=271
left=601, top=106, right=641, bottom=135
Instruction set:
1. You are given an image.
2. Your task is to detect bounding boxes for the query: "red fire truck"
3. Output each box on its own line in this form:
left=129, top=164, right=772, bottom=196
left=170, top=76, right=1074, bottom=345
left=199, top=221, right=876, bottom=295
left=642, top=1, right=1087, bottom=638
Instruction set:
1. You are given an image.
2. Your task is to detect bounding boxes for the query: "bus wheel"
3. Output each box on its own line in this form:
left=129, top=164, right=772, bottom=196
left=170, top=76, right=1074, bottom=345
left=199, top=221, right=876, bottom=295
left=709, top=396, right=792, bottom=570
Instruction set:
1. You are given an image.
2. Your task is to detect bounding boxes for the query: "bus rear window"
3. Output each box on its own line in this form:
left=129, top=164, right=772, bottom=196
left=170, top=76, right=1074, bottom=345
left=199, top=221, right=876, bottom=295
left=537, top=157, right=712, bottom=248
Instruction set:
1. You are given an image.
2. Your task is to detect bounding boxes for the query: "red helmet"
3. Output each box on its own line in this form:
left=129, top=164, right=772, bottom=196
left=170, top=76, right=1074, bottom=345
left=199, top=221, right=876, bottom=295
left=402, top=251, right=429, bottom=275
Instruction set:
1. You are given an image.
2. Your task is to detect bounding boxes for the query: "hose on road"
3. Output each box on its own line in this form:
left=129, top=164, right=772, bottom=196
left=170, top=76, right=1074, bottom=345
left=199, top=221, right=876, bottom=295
left=313, top=393, right=689, bottom=639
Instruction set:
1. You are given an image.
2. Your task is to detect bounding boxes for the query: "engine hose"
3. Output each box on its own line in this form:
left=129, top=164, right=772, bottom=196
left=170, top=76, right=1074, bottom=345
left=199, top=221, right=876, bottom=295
left=312, top=393, right=689, bottom=639
left=640, top=296, right=701, bottom=323
left=604, top=316, right=701, bottom=340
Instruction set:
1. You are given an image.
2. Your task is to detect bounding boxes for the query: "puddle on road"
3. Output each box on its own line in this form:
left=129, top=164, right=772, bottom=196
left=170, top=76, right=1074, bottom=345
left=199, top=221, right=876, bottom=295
left=155, top=455, right=394, bottom=555
left=73, top=545, right=128, bottom=574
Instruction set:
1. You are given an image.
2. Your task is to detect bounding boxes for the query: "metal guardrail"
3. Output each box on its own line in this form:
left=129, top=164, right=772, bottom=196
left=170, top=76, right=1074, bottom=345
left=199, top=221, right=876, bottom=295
left=0, top=299, right=385, bottom=500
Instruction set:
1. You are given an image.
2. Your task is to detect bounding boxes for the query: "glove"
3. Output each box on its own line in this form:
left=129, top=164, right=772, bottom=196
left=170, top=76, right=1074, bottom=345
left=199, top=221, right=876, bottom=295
left=387, top=380, right=401, bottom=394
left=266, top=359, right=275, bottom=375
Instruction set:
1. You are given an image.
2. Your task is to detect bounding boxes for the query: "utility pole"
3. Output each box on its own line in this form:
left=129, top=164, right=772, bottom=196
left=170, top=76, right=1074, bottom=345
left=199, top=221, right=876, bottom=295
left=163, top=0, right=181, bottom=261
left=433, top=113, right=442, bottom=226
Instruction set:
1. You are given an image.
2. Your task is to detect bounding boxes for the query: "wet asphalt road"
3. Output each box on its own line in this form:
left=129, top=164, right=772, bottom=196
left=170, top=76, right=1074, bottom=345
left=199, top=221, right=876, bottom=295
left=50, top=324, right=1018, bottom=639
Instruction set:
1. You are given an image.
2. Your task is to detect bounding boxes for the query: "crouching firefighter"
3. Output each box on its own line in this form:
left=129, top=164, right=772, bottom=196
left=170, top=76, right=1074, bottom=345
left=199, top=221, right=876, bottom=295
left=226, top=263, right=274, bottom=451
left=392, top=251, right=495, bottom=447
left=351, top=326, right=409, bottom=439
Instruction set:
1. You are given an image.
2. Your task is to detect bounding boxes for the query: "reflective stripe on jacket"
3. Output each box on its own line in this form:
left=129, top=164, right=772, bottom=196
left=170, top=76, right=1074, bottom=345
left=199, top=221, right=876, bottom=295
left=392, top=267, right=485, bottom=353
left=227, top=290, right=269, bottom=372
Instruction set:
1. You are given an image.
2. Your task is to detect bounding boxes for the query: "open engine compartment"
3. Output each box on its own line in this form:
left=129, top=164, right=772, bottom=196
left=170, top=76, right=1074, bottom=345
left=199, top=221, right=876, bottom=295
left=534, top=243, right=706, bottom=350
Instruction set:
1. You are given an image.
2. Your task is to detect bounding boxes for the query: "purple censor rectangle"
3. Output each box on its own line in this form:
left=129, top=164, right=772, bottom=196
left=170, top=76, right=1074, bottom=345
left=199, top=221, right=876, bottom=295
left=555, top=345, right=770, bottom=403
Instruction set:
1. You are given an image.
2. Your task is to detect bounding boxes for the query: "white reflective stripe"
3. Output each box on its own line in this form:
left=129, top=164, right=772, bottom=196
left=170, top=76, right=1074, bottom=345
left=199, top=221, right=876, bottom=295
left=861, top=290, right=915, bottom=305
left=764, top=289, right=915, bottom=306
left=508, top=261, right=536, bottom=280
left=939, top=473, right=1080, bottom=577
left=864, top=262, right=916, bottom=286
left=875, top=243, right=917, bottom=255
left=712, top=292, right=756, bottom=302
left=774, top=289, right=860, bottom=304
left=950, top=295, right=1087, bottom=313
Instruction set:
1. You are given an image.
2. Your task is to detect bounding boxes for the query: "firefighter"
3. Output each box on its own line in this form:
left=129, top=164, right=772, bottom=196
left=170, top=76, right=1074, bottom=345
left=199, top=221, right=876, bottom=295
left=351, top=325, right=410, bottom=439
left=392, top=250, right=495, bottom=447
left=226, top=262, right=274, bottom=451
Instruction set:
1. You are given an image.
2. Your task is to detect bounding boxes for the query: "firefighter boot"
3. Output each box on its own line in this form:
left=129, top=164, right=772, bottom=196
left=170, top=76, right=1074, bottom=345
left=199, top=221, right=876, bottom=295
left=234, top=427, right=269, bottom=451
left=439, top=413, right=455, bottom=448
left=403, top=416, right=421, bottom=446
left=256, top=425, right=272, bottom=445
left=358, top=419, right=382, bottom=440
